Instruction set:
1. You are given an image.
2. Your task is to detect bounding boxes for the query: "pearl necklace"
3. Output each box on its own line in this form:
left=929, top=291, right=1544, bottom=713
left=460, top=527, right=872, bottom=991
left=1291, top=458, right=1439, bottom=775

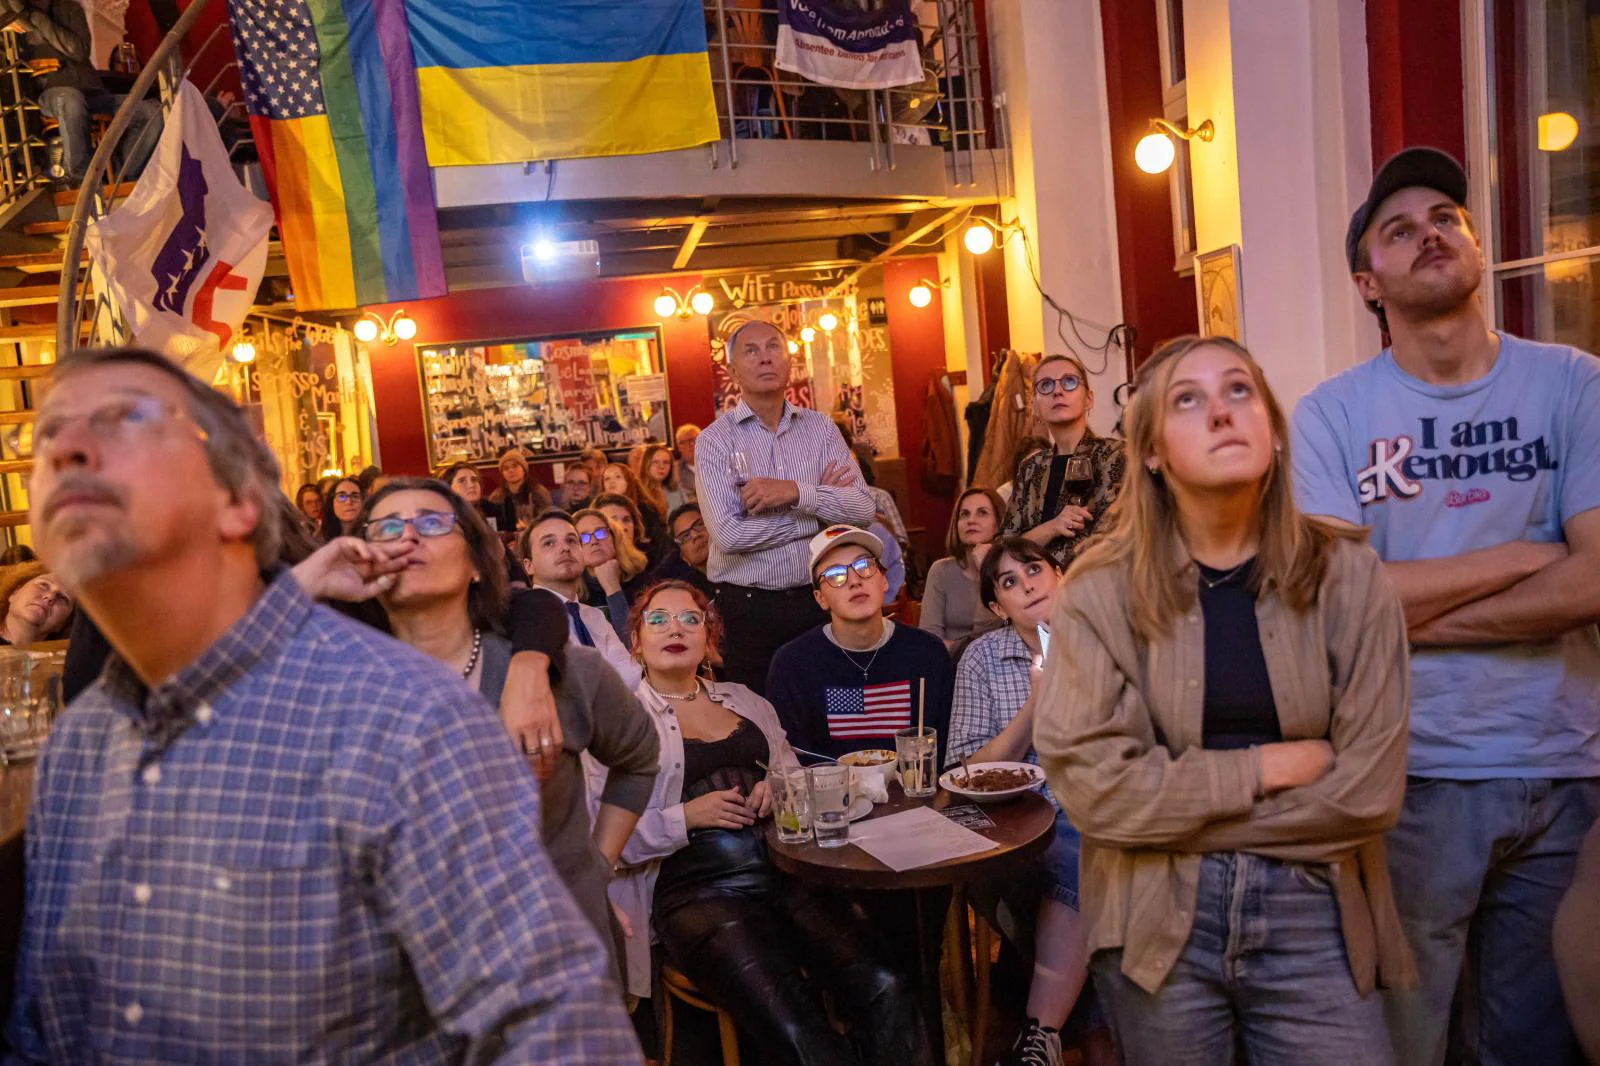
left=459, top=629, right=484, bottom=679
left=652, top=678, right=702, bottom=702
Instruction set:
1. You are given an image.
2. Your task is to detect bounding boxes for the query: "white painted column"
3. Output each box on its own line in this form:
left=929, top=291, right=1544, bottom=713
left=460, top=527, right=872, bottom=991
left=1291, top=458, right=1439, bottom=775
left=987, top=0, right=1127, bottom=436
left=1184, top=0, right=1382, bottom=408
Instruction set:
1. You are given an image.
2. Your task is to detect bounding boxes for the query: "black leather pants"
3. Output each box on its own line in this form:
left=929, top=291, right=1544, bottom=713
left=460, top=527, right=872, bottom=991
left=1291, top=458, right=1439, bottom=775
left=654, top=832, right=934, bottom=1066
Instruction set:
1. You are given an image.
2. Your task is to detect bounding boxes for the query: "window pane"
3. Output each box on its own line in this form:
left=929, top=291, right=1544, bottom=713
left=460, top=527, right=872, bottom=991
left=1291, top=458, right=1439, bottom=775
left=1166, top=0, right=1187, bottom=86
left=1496, top=257, right=1600, bottom=352
left=1487, top=0, right=1600, bottom=263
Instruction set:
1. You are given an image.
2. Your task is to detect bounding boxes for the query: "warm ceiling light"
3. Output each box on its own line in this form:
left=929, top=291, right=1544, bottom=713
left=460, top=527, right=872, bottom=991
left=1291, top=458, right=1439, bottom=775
left=818, top=310, right=839, bottom=332
left=1539, top=111, right=1580, bottom=152
left=231, top=339, right=256, bottom=363
left=353, top=317, right=380, bottom=343
left=392, top=314, right=417, bottom=341
left=653, top=292, right=678, bottom=318
left=787, top=339, right=799, bottom=354
left=1136, top=117, right=1213, bottom=174
left=800, top=326, right=817, bottom=343
left=963, top=222, right=996, bottom=255
left=908, top=283, right=933, bottom=308
left=690, top=290, right=715, bottom=316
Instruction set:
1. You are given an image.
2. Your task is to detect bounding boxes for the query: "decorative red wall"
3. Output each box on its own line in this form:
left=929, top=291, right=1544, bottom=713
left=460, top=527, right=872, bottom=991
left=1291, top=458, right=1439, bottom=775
left=363, top=277, right=717, bottom=477
left=883, top=257, right=956, bottom=558
left=1365, top=0, right=1467, bottom=166
left=1098, top=0, right=1199, bottom=367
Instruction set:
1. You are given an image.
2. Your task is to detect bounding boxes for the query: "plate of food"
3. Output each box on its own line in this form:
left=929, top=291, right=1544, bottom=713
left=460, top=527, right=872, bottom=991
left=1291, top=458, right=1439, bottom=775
left=840, top=748, right=897, bottom=790
left=939, top=761, right=1046, bottom=804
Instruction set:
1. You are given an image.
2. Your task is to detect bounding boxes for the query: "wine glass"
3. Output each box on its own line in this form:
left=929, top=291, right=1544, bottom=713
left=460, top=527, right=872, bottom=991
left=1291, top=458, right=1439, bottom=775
left=1063, top=455, right=1095, bottom=506
left=729, top=449, right=752, bottom=516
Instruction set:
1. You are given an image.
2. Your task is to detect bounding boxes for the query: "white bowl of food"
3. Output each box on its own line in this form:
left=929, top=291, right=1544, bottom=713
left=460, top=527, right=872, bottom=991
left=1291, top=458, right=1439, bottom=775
left=840, top=748, right=897, bottom=792
left=939, top=761, right=1046, bottom=804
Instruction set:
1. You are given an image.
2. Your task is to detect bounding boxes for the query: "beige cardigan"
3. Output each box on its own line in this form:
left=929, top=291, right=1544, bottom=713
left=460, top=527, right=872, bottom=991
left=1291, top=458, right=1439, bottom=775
left=1034, top=536, right=1418, bottom=996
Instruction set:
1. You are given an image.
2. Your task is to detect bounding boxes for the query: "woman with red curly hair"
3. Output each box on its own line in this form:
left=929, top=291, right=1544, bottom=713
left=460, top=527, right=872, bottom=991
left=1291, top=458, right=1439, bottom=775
left=593, top=580, right=933, bottom=1065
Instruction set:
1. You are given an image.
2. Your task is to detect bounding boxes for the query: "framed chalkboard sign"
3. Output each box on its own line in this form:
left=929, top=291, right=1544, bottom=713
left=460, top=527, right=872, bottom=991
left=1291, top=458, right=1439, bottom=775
left=417, top=326, right=670, bottom=469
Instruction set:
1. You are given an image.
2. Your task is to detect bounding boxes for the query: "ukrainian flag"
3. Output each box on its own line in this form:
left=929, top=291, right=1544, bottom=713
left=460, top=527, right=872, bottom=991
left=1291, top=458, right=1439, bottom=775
left=407, top=0, right=720, bottom=167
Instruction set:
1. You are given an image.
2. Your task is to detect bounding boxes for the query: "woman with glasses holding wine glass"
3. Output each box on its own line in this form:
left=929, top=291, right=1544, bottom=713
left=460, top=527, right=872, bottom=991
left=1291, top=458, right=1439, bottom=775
left=608, top=578, right=933, bottom=1065
left=1001, top=353, right=1127, bottom=567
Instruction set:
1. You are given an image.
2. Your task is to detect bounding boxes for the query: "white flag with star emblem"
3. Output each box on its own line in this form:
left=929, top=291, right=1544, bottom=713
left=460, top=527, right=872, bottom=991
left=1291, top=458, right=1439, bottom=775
left=86, top=80, right=272, bottom=379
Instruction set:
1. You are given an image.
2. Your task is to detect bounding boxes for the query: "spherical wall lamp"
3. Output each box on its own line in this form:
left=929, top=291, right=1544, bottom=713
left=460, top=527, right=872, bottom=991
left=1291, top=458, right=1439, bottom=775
left=1135, top=117, right=1213, bottom=175
left=653, top=292, right=678, bottom=318
left=353, top=317, right=380, bottom=343
left=690, top=289, right=715, bottom=316
left=231, top=339, right=256, bottom=364
left=800, top=326, right=818, bottom=343
left=817, top=310, right=839, bottom=332
left=908, top=283, right=933, bottom=308
left=787, top=340, right=799, bottom=355
left=392, top=314, right=417, bottom=341
left=963, top=222, right=996, bottom=255
left=1135, top=132, right=1176, bottom=174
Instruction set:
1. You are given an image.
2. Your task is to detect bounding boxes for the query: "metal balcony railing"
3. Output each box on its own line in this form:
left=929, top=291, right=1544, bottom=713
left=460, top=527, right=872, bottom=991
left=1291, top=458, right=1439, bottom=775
left=705, top=0, right=991, bottom=183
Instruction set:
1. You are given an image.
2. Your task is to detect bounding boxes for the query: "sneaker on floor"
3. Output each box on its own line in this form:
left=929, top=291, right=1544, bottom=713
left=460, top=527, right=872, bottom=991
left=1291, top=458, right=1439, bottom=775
left=997, top=1018, right=1062, bottom=1066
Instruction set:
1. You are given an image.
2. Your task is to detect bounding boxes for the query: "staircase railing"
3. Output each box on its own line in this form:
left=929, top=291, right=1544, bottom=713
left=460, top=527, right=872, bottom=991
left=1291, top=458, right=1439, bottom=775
left=55, top=0, right=223, bottom=355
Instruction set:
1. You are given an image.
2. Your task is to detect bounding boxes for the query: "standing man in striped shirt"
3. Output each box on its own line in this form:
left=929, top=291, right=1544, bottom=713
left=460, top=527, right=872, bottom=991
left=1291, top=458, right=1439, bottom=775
left=697, top=320, right=877, bottom=693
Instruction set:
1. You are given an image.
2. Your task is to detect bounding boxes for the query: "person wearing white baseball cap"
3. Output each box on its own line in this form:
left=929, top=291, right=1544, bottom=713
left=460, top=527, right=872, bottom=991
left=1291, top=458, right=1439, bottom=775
left=765, top=524, right=954, bottom=767
left=1292, top=146, right=1600, bottom=1065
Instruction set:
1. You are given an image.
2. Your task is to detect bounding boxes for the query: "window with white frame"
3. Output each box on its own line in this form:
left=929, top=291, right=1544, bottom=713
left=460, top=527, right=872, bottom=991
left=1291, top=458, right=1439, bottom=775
left=1155, top=0, right=1197, bottom=272
left=1471, top=0, right=1600, bottom=351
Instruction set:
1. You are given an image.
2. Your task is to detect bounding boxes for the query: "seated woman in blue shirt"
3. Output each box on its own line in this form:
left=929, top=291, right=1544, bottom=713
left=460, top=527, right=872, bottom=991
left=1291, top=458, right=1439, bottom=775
left=948, top=537, right=1110, bottom=1066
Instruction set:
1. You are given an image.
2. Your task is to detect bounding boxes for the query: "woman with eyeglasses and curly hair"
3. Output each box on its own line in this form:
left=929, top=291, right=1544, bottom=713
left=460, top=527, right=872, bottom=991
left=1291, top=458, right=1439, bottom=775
left=600, top=578, right=933, bottom=1065
left=1000, top=353, right=1127, bottom=567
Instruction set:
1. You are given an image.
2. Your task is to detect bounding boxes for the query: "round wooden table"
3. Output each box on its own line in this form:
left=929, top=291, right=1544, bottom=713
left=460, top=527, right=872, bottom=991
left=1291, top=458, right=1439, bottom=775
left=767, top=780, right=1056, bottom=887
left=765, top=782, right=1056, bottom=1058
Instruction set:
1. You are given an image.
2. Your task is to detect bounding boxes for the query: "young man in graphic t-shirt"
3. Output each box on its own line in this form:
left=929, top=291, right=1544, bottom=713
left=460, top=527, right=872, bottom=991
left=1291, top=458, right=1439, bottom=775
left=1292, top=147, right=1600, bottom=1066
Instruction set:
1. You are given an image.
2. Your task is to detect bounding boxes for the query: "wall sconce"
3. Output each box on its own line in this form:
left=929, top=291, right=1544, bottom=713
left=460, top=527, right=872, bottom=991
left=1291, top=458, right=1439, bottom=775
left=1538, top=111, right=1580, bottom=152
left=654, top=284, right=715, bottom=319
left=963, top=220, right=996, bottom=255
left=817, top=310, right=840, bottom=332
left=1135, top=117, right=1214, bottom=174
left=231, top=336, right=257, bottom=364
left=907, top=277, right=949, bottom=308
left=354, top=309, right=417, bottom=345
left=799, top=326, right=817, bottom=343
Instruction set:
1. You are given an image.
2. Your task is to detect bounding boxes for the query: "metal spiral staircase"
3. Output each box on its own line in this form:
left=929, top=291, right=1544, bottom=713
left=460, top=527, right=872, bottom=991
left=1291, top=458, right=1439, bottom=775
left=0, top=0, right=241, bottom=548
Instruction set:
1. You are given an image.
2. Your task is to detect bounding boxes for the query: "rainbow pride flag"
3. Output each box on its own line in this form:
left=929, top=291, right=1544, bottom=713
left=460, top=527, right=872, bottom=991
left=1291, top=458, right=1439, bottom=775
left=227, top=0, right=445, bottom=311
left=406, top=0, right=720, bottom=167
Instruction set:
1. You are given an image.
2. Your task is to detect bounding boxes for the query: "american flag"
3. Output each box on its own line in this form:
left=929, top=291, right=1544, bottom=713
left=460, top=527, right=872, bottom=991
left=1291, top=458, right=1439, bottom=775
left=826, top=680, right=913, bottom=739
left=230, top=0, right=325, bottom=121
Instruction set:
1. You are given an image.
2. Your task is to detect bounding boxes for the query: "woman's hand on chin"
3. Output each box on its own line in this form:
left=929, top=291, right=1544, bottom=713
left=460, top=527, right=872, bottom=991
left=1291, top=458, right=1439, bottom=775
left=292, top=537, right=415, bottom=602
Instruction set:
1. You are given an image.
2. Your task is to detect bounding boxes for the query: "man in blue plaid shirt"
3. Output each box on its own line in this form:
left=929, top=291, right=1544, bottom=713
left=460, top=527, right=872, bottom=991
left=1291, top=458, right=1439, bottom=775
left=6, top=348, right=640, bottom=1064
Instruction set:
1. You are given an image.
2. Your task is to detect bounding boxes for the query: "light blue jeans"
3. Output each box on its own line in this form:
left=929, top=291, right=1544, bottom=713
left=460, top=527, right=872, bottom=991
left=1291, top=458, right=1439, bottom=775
left=1383, top=776, right=1599, bottom=1066
left=1091, top=853, right=1394, bottom=1066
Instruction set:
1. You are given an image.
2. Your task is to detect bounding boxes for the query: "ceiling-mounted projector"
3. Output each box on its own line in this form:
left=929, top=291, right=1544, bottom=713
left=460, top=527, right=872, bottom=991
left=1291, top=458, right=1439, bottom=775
left=521, top=239, right=601, bottom=283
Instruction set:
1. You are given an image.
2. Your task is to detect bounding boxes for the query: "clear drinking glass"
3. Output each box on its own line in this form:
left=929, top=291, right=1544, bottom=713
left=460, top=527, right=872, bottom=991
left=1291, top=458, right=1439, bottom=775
left=806, top=763, right=853, bottom=848
left=770, top=767, right=814, bottom=845
left=895, top=727, right=938, bottom=798
left=729, top=449, right=752, bottom=517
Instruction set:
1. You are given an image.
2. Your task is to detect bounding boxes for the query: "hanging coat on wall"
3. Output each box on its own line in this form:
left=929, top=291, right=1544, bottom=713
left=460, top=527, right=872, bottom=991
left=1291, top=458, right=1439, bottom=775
left=921, top=372, right=960, bottom=495
left=973, top=351, right=1040, bottom=490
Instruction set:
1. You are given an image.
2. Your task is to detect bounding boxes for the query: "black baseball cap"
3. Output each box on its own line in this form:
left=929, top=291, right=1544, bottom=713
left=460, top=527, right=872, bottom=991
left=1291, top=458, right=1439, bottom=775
left=1345, top=147, right=1469, bottom=272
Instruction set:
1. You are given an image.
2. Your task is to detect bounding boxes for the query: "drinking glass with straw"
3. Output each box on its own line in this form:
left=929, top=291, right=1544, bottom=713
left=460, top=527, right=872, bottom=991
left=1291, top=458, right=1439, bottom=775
left=895, top=679, right=937, bottom=798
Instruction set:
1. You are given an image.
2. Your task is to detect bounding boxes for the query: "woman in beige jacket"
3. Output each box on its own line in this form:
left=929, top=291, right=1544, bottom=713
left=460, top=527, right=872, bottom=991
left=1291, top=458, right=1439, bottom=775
left=1035, top=335, right=1417, bottom=1065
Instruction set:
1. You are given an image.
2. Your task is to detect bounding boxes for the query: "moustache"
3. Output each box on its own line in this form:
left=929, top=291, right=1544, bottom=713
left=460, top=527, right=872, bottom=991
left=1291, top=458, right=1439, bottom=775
left=40, top=474, right=124, bottom=522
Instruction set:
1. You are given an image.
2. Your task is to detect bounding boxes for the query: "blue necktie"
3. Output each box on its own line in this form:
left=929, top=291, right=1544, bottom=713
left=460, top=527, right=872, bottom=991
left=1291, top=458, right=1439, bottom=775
left=565, top=600, right=597, bottom=647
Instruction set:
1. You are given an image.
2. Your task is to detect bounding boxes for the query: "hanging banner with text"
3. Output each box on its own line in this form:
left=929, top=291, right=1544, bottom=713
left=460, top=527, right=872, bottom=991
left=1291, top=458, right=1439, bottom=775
left=775, top=0, right=923, bottom=90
